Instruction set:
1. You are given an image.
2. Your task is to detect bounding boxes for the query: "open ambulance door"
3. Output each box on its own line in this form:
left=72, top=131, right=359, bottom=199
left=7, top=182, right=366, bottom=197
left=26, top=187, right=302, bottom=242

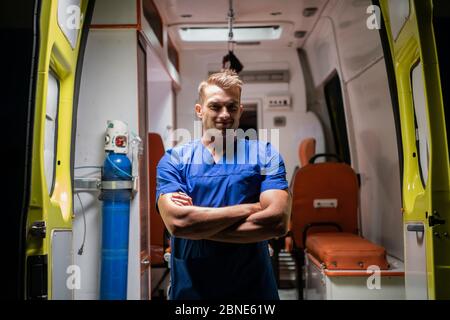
left=24, top=0, right=95, bottom=300
left=378, top=0, right=450, bottom=299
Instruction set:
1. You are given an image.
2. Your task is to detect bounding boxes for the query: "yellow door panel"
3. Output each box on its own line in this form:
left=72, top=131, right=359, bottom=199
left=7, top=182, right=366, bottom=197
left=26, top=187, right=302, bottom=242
left=27, top=0, right=92, bottom=300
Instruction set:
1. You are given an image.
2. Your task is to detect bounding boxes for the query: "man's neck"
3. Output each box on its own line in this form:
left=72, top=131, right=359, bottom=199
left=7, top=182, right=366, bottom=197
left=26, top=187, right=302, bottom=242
left=201, top=131, right=237, bottom=161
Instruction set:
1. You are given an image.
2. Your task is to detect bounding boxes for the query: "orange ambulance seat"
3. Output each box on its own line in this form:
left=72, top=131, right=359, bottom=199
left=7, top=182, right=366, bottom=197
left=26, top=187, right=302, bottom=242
left=291, top=160, right=359, bottom=249
left=290, top=154, right=389, bottom=270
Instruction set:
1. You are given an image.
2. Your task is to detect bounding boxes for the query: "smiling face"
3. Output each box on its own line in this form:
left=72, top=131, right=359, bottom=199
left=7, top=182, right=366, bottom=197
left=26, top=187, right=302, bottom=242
left=195, top=84, right=243, bottom=135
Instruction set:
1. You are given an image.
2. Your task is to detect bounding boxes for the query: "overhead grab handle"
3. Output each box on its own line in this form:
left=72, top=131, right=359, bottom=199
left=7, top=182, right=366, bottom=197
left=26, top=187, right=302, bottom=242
left=222, top=0, right=243, bottom=73
left=407, top=224, right=425, bottom=232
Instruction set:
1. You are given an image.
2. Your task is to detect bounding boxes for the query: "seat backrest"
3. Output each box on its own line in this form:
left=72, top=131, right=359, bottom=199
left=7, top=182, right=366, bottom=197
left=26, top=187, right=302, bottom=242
left=289, top=138, right=317, bottom=191
left=290, top=161, right=359, bottom=249
left=148, top=133, right=166, bottom=255
left=299, top=138, right=316, bottom=167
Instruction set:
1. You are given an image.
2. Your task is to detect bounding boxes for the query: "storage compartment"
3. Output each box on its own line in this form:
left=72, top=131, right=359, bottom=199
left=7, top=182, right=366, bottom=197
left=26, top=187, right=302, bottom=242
left=304, top=252, right=405, bottom=300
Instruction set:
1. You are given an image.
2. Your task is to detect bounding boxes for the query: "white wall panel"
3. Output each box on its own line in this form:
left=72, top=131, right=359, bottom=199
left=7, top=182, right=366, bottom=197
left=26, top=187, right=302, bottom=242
left=303, top=16, right=359, bottom=169
left=346, top=59, right=403, bottom=258
left=148, top=81, right=174, bottom=149
left=332, top=0, right=384, bottom=82
left=74, top=29, right=140, bottom=299
left=303, top=18, right=339, bottom=87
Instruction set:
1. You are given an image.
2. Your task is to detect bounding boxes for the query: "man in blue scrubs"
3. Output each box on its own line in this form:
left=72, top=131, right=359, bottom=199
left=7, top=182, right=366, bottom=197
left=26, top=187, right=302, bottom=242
left=156, top=70, right=290, bottom=300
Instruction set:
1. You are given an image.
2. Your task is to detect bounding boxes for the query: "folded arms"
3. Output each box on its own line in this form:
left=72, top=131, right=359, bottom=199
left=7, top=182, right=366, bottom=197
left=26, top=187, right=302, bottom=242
left=157, top=189, right=290, bottom=243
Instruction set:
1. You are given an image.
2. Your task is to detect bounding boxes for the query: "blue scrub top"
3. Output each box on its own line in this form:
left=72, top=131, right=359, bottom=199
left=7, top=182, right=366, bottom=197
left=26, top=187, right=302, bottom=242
left=156, top=138, right=288, bottom=300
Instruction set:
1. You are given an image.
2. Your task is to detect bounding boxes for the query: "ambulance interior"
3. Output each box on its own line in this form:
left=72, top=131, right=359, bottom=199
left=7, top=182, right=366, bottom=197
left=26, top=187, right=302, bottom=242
left=18, top=0, right=448, bottom=300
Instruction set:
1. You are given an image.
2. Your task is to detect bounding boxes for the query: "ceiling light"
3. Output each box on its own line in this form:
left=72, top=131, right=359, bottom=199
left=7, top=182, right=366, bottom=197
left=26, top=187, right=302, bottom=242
left=179, top=26, right=282, bottom=42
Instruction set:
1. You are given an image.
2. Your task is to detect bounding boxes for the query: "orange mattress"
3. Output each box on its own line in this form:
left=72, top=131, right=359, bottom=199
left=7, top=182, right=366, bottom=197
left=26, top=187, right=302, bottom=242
left=306, top=232, right=389, bottom=270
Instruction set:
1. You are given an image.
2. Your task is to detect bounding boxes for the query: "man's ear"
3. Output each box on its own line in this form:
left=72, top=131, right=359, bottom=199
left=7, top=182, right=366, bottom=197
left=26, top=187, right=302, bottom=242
left=238, top=104, right=244, bottom=117
left=195, top=104, right=203, bottom=119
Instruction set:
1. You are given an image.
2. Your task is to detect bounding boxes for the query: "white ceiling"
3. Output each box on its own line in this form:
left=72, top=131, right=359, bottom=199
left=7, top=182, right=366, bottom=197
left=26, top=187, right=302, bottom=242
left=153, top=0, right=328, bottom=50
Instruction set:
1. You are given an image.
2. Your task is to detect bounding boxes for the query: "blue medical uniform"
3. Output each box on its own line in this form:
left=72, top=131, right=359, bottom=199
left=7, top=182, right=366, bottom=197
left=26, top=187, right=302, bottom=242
left=156, top=139, right=288, bottom=300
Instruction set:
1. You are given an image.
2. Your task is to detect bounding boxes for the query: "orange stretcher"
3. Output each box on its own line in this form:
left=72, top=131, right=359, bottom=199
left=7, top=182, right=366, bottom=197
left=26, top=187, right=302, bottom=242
left=305, top=232, right=389, bottom=270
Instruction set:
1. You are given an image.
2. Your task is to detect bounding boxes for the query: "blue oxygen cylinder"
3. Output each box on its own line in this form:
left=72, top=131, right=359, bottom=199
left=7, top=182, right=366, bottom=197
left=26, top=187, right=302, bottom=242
left=100, top=152, right=132, bottom=300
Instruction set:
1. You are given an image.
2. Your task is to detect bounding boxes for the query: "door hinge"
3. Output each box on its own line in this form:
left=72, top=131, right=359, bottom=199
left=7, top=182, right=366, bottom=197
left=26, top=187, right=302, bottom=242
left=429, top=214, right=445, bottom=227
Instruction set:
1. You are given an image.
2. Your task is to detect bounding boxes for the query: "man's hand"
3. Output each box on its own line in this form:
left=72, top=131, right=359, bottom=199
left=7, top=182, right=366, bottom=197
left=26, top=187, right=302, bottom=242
left=171, top=192, right=193, bottom=206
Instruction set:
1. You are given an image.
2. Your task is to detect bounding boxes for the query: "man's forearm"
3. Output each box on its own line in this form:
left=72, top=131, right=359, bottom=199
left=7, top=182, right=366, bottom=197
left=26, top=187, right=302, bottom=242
left=205, top=190, right=290, bottom=243
left=207, top=221, right=282, bottom=243
left=159, top=195, right=260, bottom=240
left=206, top=208, right=287, bottom=243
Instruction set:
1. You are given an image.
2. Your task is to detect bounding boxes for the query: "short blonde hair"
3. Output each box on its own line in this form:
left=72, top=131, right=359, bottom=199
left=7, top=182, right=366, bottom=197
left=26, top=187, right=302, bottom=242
left=198, top=69, right=243, bottom=105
